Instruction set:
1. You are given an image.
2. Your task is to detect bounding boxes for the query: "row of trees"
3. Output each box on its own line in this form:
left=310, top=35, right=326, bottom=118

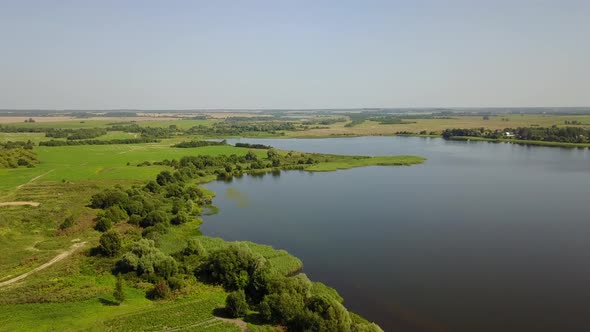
left=442, top=126, right=590, bottom=143
left=39, top=137, right=160, bottom=146
left=172, top=140, right=227, bottom=148
left=45, top=128, right=107, bottom=140
left=106, top=123, right=179, bottom=138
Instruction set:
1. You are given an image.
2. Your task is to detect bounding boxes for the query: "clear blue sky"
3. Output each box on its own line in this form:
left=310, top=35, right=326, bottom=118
left=1, top=0, right=589, bottom=109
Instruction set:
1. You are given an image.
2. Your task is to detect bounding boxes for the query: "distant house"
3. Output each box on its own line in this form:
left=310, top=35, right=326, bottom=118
left=503, top=131, right=515, bottom=138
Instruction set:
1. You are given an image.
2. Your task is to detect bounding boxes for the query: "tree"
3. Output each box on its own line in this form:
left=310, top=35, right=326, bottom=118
left=182, top=238, right=207, bottom=256
left=245, top=150, right=258, bottom=161
left=171, top=211, right=190, bottom=225
left=141, top=210, right=168, bottom=227
left=95, top=216, right=113, bottom=232
left=100, top=230, right=122, bottom=256
left=113, top=273, right=125, bottom=304
left=226, top=290, right=248, bottom=318
left=148, top=281, right=170, bottom=300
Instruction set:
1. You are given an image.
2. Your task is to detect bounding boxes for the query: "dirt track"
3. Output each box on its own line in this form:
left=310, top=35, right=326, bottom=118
left=0, top=201, right=40, bottom=207
left=0, top=242, right=86, bottom=288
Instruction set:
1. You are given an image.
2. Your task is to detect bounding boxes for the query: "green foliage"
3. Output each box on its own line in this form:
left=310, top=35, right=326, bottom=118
left=173, top=140, right=227, bottom=148
left=118, top=239, right=178, bottom=280
left=39, top=137, right=160, bottom=146
left=113, top=273, right=125, bottom=304
left=141, top=209, right=168, bottom=227
left=201, top=244, right=266, bottom=291
left=148, top=281, right=171, bottom=300
left=103, top=205, right=128, bottom=223
left=99, top=230, right=122, bottom=257
left=171, top=211, right=190, bottom=225
left=183, top=239, right=207, bottom=257
left=0, top=147, right=38, bottom=168
left=58, top=215, right=75, bottom=230
left=225, top=290, right=248, bottom=318
left=95, top=216, right=113, bottom=232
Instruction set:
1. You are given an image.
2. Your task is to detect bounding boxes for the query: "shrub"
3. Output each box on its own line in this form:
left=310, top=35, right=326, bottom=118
left=99, top=230, right=122, bottom=257
left=141, top=210, right=168, bottom=227
left=226, top=290, right=248, bottom=318
left=148, top=281, right=170, bottom=300
left=170, top=211, right=190, bottom=225
left=95, top=217, right=113, bottom=232
left=59, top=216, right=75, bottom=230
left=182, top=239, right=207, bottom=256
left=113, top=273, right=125, bottom=304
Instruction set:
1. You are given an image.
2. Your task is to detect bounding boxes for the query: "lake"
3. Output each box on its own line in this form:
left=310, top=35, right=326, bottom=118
left=202, top=136, right=590, bottom=332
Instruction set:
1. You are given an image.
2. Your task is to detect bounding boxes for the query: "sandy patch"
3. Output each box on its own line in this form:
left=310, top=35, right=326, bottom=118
left=0, top=201, right=40, bottom=207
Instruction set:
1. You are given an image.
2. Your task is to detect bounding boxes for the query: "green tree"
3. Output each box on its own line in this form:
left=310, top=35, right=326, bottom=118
left=148, top=281, right=170, bottom=300
left=95, top=216, right=113, bottom=232
left=113, top=273, right=125, bottom=304
left=183, top=238, right=207, bottom=256
left=226, top=290, right=248, bottom=318
left=99, top=230, right=122, bottom=256
left=171, top=211, right=190, bottom=225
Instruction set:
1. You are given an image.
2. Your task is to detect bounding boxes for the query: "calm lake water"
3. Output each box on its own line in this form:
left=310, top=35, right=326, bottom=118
left=202, top=137, right=590, bottom=332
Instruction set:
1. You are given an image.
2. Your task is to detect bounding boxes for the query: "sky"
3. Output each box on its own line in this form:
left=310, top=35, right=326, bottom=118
left=0, top=0, right=589, bottom=109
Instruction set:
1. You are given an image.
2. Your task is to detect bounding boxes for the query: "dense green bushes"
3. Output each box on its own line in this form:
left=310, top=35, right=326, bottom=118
left=39, top=137, right=160, bottom=146
left=234, top=142, right=272, bottom=149
left=0, top=141, right=38, bottom=168
left=173, top=140, right=227, bottom=148
left=225, top=290, right=248, bottom=317
left=443, top=126, right=590, bottom=143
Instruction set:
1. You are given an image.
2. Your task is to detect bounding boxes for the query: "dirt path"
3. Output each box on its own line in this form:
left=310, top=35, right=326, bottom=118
left=0, top=201, right=40, bottom=207
left=17, top=169, right=55, bottom=189
left=216, top=317, right=249, bottom=332
left=0, top=242, right=86, bottom=288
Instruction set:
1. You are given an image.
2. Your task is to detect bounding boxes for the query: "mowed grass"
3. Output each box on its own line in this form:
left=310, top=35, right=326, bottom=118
left=0, top=143, right=264, bottom=192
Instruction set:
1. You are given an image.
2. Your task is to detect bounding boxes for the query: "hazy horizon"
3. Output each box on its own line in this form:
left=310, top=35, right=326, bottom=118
left=1, top=0, right=589, bottom=109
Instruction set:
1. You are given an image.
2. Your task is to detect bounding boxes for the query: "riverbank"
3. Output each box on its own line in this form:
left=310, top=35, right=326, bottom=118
left=447, top=136, right=590, bottom=148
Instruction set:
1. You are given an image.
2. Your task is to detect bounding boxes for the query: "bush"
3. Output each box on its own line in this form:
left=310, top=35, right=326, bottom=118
left=95, top=217, right=113, bottom=232
left=202, top=244, right=263, bottom=290
left=182, top=239, right=207, bottom=256
left=226, top=290, right=248, bottom=318
left=113, top=273, right=125, bottom=304
left=141, top=210, right=168, bottom=227
left=170, top=211, right=190, bottom=225
left=99, top=230, right=122, bottom=257
left=118, top=239, right=178, bottom=279
left=104, top=206, right=128, bottom=223
left=148, top=281, right=170, bottom=300
left=59, top=216, right=75, bottom=230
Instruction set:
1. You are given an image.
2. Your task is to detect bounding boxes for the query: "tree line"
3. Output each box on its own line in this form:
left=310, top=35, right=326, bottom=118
left=442, top=126, right=590, bottom=143
left=39, top=137, right=160, bottom=146
left=172, top=140, right=227, bottom=148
